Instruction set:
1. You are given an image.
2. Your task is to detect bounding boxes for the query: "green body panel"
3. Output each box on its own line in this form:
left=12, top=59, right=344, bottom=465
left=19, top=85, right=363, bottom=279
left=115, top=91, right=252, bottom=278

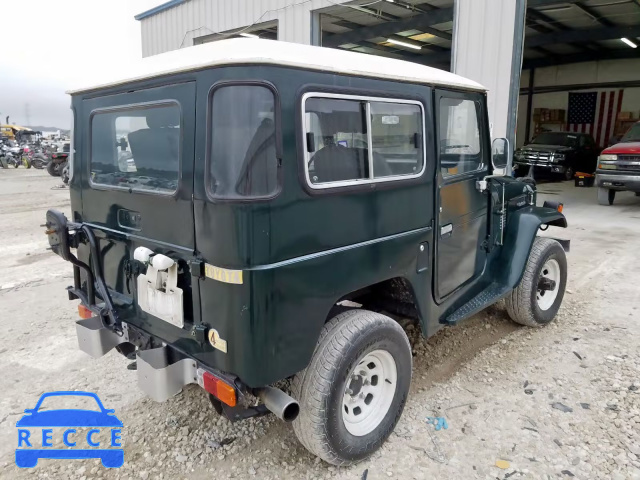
left=67, top=65, right=566, bottom=388
left=196, top=227, right=431, bottom=387
left=494, top=205, right=567, bottom=289
left=190, top=68, right=437, bottom=386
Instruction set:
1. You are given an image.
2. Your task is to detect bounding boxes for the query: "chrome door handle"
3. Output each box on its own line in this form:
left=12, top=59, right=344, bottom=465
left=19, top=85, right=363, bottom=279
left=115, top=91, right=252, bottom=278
left=440, top=224, right=453, bottom=236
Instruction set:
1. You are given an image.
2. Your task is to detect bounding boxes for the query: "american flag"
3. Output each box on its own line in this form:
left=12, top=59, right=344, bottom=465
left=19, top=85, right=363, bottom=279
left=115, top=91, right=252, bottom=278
left=567, top=90, right=624, bottom=147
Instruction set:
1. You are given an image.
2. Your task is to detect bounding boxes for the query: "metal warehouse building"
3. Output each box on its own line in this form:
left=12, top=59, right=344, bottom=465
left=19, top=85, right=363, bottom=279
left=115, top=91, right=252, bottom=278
left=135, top=0, right=640, bottom=148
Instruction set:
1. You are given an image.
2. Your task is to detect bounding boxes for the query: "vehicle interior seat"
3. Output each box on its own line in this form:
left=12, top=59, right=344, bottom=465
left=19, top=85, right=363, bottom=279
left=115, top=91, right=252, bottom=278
left=128, top=110, right=180, bottom=177
left=312, top=142, right=365, bottom=183
left=310, top=111, right=369, bottom=183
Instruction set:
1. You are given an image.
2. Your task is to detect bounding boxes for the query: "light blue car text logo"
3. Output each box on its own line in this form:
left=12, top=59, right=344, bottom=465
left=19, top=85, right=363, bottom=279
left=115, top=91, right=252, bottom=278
left=15, top=391, right=124, bottom=468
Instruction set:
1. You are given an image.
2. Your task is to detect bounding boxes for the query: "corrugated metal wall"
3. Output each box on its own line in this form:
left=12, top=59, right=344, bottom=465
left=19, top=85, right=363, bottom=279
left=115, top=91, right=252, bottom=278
left=452, top=0, right=526, bottom=143
left=140, top=0, right=347, bottom=57
left=140, top=0, right=524, bottom=141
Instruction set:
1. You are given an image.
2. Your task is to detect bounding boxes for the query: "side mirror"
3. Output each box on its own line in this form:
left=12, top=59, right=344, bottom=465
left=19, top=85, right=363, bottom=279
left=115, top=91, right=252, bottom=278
left=491, top=137, right=511, bottom=175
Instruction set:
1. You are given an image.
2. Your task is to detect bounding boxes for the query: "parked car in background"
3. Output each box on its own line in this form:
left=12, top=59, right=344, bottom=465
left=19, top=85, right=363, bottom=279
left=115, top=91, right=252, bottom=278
left=514, top=132, right=600, bottom=181
left=596, top=121, right=640, bottom=205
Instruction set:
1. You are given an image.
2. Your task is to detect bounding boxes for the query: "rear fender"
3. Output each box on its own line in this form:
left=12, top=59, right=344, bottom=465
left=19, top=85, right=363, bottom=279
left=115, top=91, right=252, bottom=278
left=498, top=206, right=567, bottom=289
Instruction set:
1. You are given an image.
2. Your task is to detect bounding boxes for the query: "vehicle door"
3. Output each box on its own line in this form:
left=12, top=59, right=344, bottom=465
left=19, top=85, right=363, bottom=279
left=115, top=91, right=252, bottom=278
left=79, top=82, right=197, bottom=335
left=434, top=90, right=489, bottom=301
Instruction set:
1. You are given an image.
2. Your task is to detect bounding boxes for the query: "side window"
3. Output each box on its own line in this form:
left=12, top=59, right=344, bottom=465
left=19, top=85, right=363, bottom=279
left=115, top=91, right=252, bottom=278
left=91, top=103, right=180, bottom=194
left=370, top=102, right=423, bottom=178
left=209, top=85, right=278, bottom=199
left=304, top=95, right=424, bottom=187
left=439, top=98, right=483, bottom=177
left=305, top=98, right=369, bottom=184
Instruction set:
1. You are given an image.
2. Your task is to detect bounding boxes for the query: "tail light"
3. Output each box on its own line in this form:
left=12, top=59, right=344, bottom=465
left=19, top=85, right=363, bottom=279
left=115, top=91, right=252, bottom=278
left=198, top=369, right=237, bottom=407
left=78, top=304, right=93, bottom=319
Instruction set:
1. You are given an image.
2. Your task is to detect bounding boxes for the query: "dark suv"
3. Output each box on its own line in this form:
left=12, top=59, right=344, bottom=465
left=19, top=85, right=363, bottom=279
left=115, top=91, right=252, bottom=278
left=514, top=131, right=600, bottom=180
left=44, top=38, right=569, bottom=466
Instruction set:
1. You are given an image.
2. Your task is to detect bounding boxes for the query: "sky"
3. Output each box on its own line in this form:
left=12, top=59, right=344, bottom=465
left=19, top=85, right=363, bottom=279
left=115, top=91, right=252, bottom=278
left=0, top=0, right=160, bottom=129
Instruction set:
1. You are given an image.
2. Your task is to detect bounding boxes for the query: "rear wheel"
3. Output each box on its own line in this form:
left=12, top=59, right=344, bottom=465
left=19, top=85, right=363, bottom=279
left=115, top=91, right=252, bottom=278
left=291, top=309, right=412, bottom=465
left=505, top=237, right=567, bottom=327
left=47, top=160, right=61, bottom=177
left=598, top=187, right=615, bottom=205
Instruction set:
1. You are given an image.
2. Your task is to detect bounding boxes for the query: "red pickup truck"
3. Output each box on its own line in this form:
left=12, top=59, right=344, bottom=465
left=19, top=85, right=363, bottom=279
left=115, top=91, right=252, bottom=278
left=596, top=121, right=640, bottom=205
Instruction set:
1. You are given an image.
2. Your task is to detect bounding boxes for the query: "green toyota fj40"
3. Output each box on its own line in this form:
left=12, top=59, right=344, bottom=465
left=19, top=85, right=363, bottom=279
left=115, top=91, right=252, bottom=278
left=45, top=39, right=568, bottom=465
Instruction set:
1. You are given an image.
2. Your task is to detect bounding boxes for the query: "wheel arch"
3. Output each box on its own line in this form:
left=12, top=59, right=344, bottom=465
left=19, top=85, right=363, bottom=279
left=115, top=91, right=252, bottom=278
left=330, top=276, right=424, bottom=333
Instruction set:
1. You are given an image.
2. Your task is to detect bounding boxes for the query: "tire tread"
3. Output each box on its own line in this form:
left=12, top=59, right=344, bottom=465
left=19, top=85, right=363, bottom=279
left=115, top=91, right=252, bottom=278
left=505, top=237, right=565, bottom=327
left=291, top=310, right=410, bottom=465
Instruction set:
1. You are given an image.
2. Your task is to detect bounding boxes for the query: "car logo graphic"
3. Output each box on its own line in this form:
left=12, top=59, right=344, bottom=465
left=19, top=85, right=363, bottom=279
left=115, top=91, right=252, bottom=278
left=15, top=391, right=123, bottom=468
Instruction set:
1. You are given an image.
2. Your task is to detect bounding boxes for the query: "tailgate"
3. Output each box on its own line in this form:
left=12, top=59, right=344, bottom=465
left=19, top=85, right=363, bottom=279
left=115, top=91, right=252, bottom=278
left=76, top=82, right=198, bottom=341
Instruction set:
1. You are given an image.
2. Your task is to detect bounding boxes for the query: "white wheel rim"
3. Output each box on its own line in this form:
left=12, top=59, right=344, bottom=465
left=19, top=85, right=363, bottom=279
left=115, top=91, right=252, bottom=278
left=342, top=349, right=397, bottom=437
left=536, top=258, right=561, bottom=311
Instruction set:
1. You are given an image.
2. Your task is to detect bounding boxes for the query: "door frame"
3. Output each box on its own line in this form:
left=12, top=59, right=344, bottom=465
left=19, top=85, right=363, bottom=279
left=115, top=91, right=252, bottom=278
left=78, top=81, right=200, bottom=327
left=432, top=88, right=492, bottom=303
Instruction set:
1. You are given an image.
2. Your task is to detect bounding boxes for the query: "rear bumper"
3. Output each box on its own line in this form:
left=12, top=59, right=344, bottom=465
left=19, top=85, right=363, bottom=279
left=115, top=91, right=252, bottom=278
left=596, top=172, right=640, bottom=192
left=76, top=317, right=214, bottom=403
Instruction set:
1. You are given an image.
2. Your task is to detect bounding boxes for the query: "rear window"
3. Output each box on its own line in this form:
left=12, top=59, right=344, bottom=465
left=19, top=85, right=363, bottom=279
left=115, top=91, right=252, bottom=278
left=208, top=85, right=279, bottom=199
left=90, top=103, right=181, bottom=194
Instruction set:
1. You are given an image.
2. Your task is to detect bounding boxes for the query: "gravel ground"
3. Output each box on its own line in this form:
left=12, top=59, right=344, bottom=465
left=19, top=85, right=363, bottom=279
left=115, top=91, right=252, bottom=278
left=1, top=169, right=639, bottom=480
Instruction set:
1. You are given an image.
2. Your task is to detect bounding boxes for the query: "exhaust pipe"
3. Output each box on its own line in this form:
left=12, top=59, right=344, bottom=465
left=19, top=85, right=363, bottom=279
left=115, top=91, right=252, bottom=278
left=256, top=387, right=300, bottom=422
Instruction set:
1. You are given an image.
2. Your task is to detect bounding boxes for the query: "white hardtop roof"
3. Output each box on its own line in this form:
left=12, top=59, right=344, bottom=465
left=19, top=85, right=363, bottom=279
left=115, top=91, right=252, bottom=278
left=68, top=38, right=486, bottom=94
